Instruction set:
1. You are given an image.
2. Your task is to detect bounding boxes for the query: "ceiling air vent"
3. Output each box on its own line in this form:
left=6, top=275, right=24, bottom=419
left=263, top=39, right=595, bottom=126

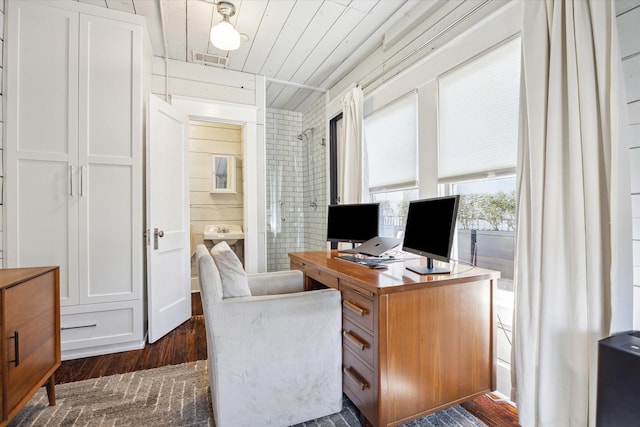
left=192, top=50, right=229, bottom=68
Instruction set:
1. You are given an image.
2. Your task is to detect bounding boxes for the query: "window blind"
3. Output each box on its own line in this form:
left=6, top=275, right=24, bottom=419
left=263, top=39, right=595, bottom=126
left=364, top=92, right=418, bottom=192
left=438, top=38, right=521, bottom=182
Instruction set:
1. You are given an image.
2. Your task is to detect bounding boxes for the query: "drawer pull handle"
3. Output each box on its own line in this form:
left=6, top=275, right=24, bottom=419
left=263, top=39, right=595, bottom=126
left=348, top=285, right=374, bottom=298
left=343, top=366, right=370, bottom=390
left=343, top=299, right=367, bottom=316
left=61, top=323, right=98, bottom=330
left=343, top=330, right=368, bottom=350
left=8, top=331, right=20, bottom=367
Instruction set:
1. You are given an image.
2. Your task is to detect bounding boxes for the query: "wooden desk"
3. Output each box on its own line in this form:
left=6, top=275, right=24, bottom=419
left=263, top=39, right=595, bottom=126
left=289, top=251, right=499, bottom=427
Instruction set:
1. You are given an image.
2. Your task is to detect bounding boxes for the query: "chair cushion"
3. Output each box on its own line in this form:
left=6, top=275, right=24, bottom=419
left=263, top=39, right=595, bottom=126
left=210, top=241, right=251, bottom=298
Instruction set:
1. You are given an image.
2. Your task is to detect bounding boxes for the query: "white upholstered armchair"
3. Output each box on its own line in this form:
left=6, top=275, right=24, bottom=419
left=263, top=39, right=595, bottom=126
left=195, top=244, right=342, bottom=427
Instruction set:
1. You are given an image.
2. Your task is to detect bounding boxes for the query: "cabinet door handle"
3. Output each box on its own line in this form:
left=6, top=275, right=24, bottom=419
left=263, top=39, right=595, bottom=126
left=80, top=166, right=85, bottom=196
left=343, top=366, right=370, bottom=390
left=343, top=330, right=368, bottom=350
left=69, top=165, right=74, bottom=196
left=8, top=331, right=20, bottom=367
left=343, top=299, right=368, bottom=316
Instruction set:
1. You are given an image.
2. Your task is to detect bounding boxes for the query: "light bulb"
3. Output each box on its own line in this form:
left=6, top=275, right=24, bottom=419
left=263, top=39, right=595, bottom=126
left=210, top=18, right=241, bottom=51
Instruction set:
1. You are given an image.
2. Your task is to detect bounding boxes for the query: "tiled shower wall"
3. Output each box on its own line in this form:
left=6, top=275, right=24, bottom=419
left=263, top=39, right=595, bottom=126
left=302, top=96, right=327, bottom=251
left=265, top=109, right=305, bottom=271
left=265, top=96, right=328, bottom=271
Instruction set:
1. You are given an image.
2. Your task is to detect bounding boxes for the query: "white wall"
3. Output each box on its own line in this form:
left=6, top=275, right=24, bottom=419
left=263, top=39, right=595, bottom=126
left=0, top=0, right=5, bottom=265
left=617, top=1, right=640, bottom=329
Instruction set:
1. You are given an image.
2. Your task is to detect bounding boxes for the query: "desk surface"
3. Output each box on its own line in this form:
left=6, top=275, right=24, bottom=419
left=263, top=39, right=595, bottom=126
left=289, top=250, right=500, bottom=295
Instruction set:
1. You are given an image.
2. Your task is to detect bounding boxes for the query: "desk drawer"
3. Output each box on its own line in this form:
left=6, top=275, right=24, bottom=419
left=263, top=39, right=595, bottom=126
left=343, top=347, right=377, bottom=425
left=290, top=258, right=305, bottom=272
left=306, top=267, right=339, bottom=289
left=343, top=317, right=375, bottom=367
left=341, top=284, right=374, bottom=331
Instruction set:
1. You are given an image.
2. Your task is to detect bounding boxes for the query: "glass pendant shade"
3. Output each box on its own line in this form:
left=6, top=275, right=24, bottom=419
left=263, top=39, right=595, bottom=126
left=210, top=18, right=241, bottom=51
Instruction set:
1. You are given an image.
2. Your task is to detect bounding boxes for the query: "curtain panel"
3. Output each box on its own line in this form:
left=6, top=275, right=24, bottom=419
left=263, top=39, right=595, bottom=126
left=513, top=1, right=629, bottom=426
left=339, top=86, right=367, bottom=204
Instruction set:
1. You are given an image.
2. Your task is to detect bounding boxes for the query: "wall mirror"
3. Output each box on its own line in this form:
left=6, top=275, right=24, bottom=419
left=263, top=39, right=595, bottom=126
left=211, top=154, right=236, bottom=193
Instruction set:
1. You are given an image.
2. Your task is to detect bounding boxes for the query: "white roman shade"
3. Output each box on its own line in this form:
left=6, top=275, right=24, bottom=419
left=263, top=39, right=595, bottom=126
left=437, top=38, right=521, bottom=182
left=364, top=92, right=418, bottom=192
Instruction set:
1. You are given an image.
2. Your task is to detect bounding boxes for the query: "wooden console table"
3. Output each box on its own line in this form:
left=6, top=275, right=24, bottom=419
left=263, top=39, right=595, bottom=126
left=289, top=251, right=499, bottom=427
left=0, top=267, right=60, bottom=427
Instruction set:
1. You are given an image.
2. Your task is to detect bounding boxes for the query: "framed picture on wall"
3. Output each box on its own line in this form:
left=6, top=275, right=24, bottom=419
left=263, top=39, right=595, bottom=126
left=211, top=154, right=236, bottom=193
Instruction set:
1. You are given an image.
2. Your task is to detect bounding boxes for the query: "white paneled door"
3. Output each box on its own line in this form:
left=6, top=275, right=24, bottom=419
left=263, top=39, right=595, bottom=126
left=147, top=95, right=191, bottom=343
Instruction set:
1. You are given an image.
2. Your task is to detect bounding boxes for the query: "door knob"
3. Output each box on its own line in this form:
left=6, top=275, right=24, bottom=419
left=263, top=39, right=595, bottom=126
left=154, top=228, right=165, bottom=249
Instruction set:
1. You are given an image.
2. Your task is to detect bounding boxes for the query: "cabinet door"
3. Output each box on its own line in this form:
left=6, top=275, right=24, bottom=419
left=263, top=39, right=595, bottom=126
left=5, top=272, right=57, bottom=414
left=78, top=14, right=143, bottom=304
left=5, top=1, right=80, bottom=306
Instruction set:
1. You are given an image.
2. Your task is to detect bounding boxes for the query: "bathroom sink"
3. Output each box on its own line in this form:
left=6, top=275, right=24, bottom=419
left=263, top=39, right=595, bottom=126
left=204, top=224, right=244, bottom=245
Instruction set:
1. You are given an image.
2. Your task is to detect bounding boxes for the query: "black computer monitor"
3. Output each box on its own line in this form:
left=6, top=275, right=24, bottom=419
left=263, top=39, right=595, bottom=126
left=402, top=195, right=460, bottom=275
left=327, top=203, right=379, bottom=243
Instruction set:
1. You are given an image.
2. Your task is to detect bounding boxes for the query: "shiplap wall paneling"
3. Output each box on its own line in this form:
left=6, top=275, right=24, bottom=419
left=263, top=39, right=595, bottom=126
left=151, top=57, right=256, bottom=105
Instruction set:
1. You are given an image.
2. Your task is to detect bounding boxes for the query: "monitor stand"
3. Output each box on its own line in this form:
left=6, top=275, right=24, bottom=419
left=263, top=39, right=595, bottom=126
left=406, top=257, right=451, bottom=275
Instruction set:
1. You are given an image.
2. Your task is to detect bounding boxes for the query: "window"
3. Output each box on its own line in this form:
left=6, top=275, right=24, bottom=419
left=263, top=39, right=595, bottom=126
left=438, top=38, right=521, bottom=182
left=364, top=92, right=418, bottom=237
left=450, top=177, right=515, bottom=290
left=364, top=92, right=418, bottom=192
left=436, top=37, right=520, bottom=286
left=438, top=37, right=521, bottom=399
left=329, top=113, right=343, bottom=206
left=371, top=188, right=419, bottom=239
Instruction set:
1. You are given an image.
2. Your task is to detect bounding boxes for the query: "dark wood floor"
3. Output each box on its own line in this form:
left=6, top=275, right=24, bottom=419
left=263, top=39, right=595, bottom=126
left=55, top=294, right=520, bottom=427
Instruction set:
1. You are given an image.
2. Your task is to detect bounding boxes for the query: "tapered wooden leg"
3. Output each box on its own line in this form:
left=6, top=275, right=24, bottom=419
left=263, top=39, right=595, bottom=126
left=46, top=375, right=56, bottom=406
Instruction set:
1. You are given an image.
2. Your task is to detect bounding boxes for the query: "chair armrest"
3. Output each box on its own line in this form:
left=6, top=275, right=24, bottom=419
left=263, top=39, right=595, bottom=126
left=211, top=288, right=341, bottom=350
left=246, top=270, right=304, bottom=295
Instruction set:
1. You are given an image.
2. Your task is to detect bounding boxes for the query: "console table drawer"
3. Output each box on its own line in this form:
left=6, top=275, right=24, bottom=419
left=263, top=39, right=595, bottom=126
left=306, top=267, right=339, bottom=289
left=343, top=318, right=375, bottom=367
left=343, top=347, right=377, bottom=425
left=341, top=285, right=374, bottom=331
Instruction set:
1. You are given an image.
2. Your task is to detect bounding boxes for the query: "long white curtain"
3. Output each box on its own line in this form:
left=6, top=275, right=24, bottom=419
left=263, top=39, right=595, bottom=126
left=339, top=86, right=367, bottom=204
left=513, top=1, right=627, bottom=426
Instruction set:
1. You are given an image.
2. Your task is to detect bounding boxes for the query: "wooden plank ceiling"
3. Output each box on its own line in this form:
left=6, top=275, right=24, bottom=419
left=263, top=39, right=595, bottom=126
left=76, top=0, right=449, bottom=112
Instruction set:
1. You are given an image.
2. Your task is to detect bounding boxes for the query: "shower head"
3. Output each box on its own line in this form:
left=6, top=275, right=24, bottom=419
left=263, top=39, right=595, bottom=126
left=297, top=127, right=314, bottom=141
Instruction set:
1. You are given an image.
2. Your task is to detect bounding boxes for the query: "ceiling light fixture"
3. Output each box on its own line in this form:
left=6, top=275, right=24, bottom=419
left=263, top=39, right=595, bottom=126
left=210, top=1, right=241, bottom=51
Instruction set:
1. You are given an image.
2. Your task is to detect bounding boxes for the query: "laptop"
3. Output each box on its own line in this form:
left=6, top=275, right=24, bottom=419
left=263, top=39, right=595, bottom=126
left=339, top=236, right=402, bottom=257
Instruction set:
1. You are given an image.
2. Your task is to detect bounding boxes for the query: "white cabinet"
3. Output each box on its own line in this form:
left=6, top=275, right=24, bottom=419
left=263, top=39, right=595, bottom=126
left=5, top=0, right=149, bottom=359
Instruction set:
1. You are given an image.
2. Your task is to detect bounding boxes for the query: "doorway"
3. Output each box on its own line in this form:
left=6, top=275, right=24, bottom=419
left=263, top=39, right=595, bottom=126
left=170, top=95, right=264, bottom=273
left=188, top=120, right=244, bottom=290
